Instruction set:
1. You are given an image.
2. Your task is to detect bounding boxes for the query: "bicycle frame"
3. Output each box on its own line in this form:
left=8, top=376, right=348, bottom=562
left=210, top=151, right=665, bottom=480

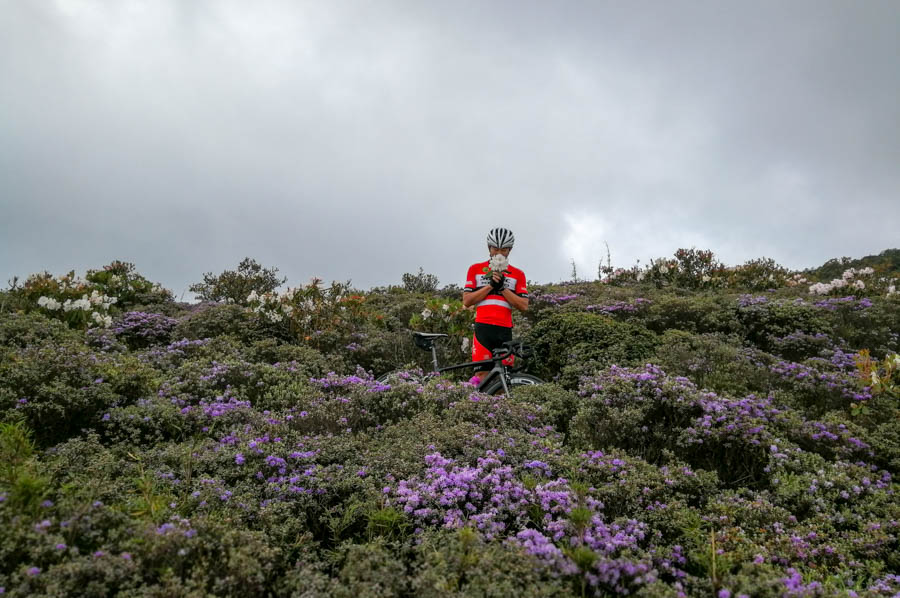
left=422, top=342, right=512, bottom=394
left=436, top=357, right=511, bottom=394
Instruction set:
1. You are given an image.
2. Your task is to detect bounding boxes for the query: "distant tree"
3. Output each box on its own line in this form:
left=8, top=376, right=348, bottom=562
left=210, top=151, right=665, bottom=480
left=190, top=258, right=286, bottom=304
left=672, top=248, right=725, bottom=288
left=402, top=267, right=439, bottom=293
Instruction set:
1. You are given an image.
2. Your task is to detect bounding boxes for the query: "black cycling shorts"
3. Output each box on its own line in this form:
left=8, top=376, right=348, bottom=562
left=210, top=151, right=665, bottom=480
left=472, top=322, right=513, bottom=372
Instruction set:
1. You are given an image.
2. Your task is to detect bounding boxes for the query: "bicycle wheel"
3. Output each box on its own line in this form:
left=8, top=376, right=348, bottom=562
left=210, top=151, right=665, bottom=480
left=482, top=373, right=544, bottom=396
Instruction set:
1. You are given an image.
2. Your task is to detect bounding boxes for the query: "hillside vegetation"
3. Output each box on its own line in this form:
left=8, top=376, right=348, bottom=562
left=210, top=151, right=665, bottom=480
left=1, top=251, right=899, bottom=597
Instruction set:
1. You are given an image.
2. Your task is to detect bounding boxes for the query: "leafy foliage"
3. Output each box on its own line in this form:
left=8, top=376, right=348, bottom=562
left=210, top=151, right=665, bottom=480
left=1, top=250, right=899, bottom=596
left=401, top=267, right=440, bottom=293
left=189, top=257, right=286, bottom=304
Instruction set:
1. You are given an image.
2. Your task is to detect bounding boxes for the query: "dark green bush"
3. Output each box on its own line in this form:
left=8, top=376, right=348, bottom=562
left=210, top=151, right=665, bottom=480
left=0, top=312, right=81, bottom=349
left=189, top=257, right=286, bottom=305
left=650, top=330, right=774, bottom=395
left=509, top=383, right=580, bottom=438
left=0, top=342, right=156, bottom=448
left=644, top=295, right=742, bottom=335
left=829, top=299, right=900, bottom=356
left=241, top=337, right=332, bottom=370
left=526, top=312, right=658, bottom=387
left=728, top=257, right=790, bottom=291
left=736, top=301, right=833, bottom=352
left=171, top=303, right=265, bottom=343
left=401, top=267, right=440, bottom=293
left=411, top=528, right=571, bottom=597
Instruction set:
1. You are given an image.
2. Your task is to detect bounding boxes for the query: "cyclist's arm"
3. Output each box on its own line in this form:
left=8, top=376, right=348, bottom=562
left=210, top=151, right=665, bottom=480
left=501, top=287, right=529, bottom=312
left=462, top=284, right=492, bottom=308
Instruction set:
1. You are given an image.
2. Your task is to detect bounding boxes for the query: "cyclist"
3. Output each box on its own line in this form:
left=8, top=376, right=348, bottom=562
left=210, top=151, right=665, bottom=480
left=462, top=227, right=529, bottom=383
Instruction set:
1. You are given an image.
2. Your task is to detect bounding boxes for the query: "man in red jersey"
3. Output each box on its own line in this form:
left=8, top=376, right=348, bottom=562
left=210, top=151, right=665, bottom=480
left=462, top=227, right=529, bottom=383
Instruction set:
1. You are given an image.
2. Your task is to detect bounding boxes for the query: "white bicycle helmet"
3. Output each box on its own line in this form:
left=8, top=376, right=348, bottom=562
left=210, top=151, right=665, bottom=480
left=486, top=227, right=515, bottom=249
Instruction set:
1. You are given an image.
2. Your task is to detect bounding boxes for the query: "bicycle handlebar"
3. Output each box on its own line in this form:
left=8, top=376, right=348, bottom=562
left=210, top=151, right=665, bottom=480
left=490, top=340, right=532, bottom=360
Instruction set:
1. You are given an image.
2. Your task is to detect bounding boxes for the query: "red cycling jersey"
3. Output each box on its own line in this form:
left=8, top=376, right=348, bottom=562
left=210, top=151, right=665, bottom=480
left=463, top=261, right=528, bottom=328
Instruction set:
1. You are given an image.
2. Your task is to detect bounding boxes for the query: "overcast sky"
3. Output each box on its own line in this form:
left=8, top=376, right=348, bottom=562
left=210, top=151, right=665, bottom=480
left=2, top=1, right=898, bottom=297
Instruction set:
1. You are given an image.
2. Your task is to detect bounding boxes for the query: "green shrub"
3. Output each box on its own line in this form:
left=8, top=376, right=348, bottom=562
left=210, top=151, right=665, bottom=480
left=0, top=312, right=81, bottom=349
left=84, top=260, right=174, bottom=309
left=0, top=342, right=155, bottom=448
left=671, top=248, right=727, bottom=289
left=171, top=303, right=265, bottom=343
left=644, top=295, right=742, bottom=336
left=240, top=337, right=331, bottom=369
left=189, top=257, right=286, bottom=305
left=509, top=383, right=580, bottom=438
left=736, top=300, right=833, bottom=352
left=329, top=539, right=410, bottom=597
left=402, top=267, right=440, bottom=293
left=828, top=299, right=900, bottom=356
left=650, top=330, right=774, bottom=395
left=728, top=258, right=790, bottom=291
left=526, top=312, right=658, bottom=387
left=411, top=528, right=571, bottom=597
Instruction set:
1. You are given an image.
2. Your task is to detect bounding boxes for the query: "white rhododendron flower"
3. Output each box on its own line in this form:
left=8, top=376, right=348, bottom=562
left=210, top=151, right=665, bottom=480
left=888, top=285, right=896, bottom=295
left=91, top=311, right=113, bottom=327
left=636, top=270, right=646, bottom=282
left=63, top=298, right=92, bottom=312
left=701, top=275, right=711, bottom=283
left=421, top=308, right=432, bottom=319
left=871, top=371, right=879, bottom=384
left=489, top=254, right=509, bottom=272
left=658, top=264, right=669, bottom=274
left=83, top=290, right=117, bottom=310
left=461, top=337, right=469, bottom=352
left=37, top=296, right=62, bottom=310
left=247, top=290, right=259, bottom=303
left=853, top=280, right=865, bottom=290
left=809, top=283, right=831, bottom=295
left=442, top=303, right=450, bottom=311
left=860, top=267, right=874, bottom=275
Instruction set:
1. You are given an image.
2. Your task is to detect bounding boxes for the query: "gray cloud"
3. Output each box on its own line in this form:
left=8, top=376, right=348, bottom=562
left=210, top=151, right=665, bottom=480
left=2, top=0, right=898, bottom=295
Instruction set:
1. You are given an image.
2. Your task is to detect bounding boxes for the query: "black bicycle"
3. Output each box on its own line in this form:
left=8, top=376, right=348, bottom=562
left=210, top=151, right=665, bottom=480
left=376, top=331, right=544, bottom=395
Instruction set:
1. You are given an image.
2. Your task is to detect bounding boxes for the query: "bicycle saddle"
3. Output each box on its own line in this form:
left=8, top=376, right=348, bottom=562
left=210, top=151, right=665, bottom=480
left=413, top=332, right=449, bottom=339
left=413, top=331, right=448, bottom=351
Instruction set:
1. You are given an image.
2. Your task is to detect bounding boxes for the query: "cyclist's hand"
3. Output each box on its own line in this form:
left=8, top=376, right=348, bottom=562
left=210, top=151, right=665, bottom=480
left=491, top=274, right=506, bottom=292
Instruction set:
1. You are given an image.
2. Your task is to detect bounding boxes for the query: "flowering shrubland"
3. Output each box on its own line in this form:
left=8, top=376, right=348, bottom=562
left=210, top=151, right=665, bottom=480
left=1, top=249, right=899, bottom=596
left=7, top=261, right=173, bottom=332
left=408, top=297, right=474, bottom=356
